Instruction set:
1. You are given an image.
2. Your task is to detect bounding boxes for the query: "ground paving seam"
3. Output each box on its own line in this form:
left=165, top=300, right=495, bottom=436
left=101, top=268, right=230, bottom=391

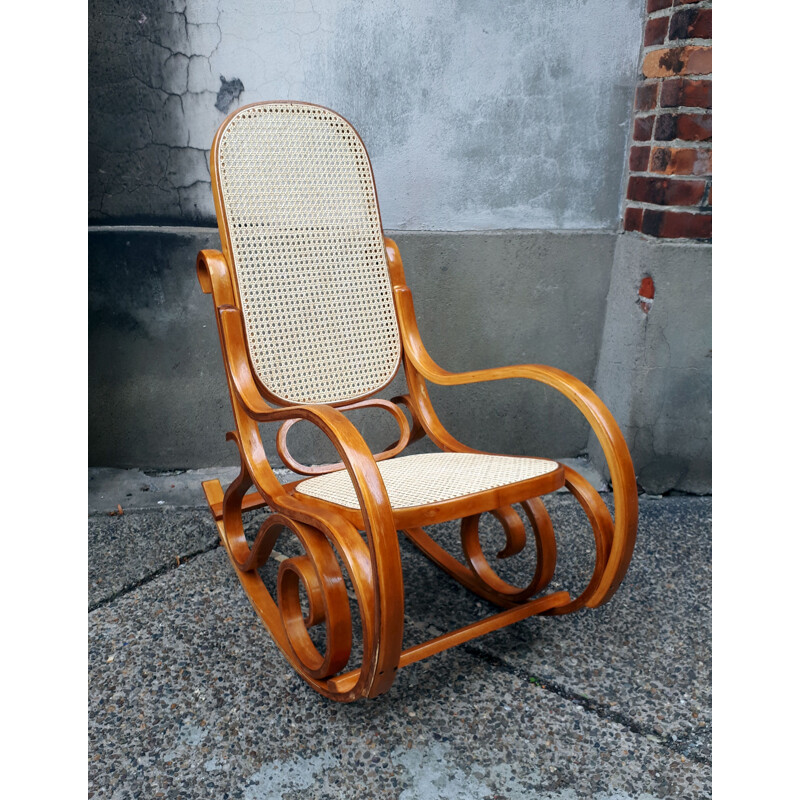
left=88, top=539, right=221, bottom=613
left=88, top=569, right=710, bottom=767
left=87, top=504, right=214, bottom=517
left=460, top=640, right=710, bottom=766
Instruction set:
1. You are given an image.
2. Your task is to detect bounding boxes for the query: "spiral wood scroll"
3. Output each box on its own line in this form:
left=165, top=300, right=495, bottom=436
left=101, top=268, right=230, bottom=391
left=206, top=430, right=616, bottom=702
left=197, top=232, right=637, bottom=702
left=276, top=397, right=412, bottom=476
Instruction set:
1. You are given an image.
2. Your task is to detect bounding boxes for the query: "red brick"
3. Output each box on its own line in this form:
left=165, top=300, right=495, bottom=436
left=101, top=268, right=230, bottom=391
left=623, top=207, right=643, bottom=232
left=642, top=209, right=711, bottom=239
left=645, top=16, right=669, bottom=46
left=642, top=46, right=711, bottom=78
left=654, top=114, right=678, bottom=141
left=660, top=78, right=711, bottom=108
left=650, top=146, right=711, bottom=176
left=693, top=10, right=712, bottom=40
left=685, top=46, right=711, bottom=75
left=633, top=115, right=655, bottom=141
left=660, top=79, right=682, bottom=107
left=676, top=113, right=712, bottom=141
left=629, top=146, right=651, bottom=172
left=639, top=276, right=655, bottom=300
left=635, top=82, right=659, bottom=112
left=682, top=79, right=711, bottom=108
left=669, top=7, right=711, bottom=41
left=647, top=0, right=672, bottom=11
left=654, top=113, right=711, bottom=141
left=627, top=176, right=706, bottom=206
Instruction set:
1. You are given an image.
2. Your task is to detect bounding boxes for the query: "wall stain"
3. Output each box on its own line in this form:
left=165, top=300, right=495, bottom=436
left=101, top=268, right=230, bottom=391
left=215, top=76, right=244, bottom=113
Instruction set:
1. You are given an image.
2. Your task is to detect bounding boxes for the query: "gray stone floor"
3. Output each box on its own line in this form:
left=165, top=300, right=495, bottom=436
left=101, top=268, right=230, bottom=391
left=88, top=469, right=711, bottom=799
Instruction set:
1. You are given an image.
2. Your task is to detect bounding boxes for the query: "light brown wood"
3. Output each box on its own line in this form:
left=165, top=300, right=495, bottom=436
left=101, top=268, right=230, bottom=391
left=196, top=101, right=638, bottom=702
left=389, top=258, right=638, bottom=609
left=275, top=397, right=412, bottom=476
left=326, top=590, right=571, bottom=694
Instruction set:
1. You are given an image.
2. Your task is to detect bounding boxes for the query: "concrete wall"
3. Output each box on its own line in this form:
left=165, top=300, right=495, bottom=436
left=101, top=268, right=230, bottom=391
left=88, top=1, right=712, bottom=493
left=89, top=0, right=643, bottom=229
left=89, top=228, right=615, bottom=468
left=590, top=234, right=712, bottom=494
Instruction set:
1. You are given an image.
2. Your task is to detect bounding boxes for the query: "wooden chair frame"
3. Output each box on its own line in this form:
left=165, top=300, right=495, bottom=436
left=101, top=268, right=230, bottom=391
left=196, top=102, right=638, bottom=702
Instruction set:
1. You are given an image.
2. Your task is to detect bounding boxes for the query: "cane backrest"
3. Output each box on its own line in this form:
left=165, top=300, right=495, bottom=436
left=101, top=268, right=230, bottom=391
left=213, top=102, right=401, bottom=405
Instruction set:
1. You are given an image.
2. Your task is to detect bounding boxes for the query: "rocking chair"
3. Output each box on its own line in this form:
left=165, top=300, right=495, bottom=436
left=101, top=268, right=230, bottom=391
left=196, top=101, right=637, bottom=701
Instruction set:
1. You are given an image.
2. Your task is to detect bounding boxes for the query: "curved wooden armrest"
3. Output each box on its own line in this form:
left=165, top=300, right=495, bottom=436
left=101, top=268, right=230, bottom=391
left=212, top=297, right=404, bottom=696
left=268, top=404, right=394, bottom=526
left=394, top=284, right=638, bottom=608
left=269, top=400, right=404, bottom=696
left=216, top=306, right=275, bottom=419
left=197, top=249, right=271, bottom=420
left=196, top=249, right=236, bottom=307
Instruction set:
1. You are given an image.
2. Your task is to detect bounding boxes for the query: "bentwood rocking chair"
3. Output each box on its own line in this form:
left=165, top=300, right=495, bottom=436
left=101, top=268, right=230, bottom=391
left=197, top=101, right=638, bottom=702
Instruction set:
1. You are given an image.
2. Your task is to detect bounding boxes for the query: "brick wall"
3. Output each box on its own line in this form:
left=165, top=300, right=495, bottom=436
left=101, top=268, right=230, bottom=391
left=623, top=0, right=711, bottom=240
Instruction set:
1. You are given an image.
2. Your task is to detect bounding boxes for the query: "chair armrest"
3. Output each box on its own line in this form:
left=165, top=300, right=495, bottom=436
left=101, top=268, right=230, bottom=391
left=215, top=306, right=403, bottom=695
left=393, top=284, right=638, bottom=607
left=196, top=249, right=236, bottom=307
left=216, top=306, right=274, bottom=418
left=270, top=397, right=404, bottom=696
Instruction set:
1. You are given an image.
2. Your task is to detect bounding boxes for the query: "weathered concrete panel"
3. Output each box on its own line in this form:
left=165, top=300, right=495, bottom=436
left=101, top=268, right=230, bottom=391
left=89, top=228, right=231, bottom=468
left=89, top=0, right=643, bottom=229
left=590, top=234, right=712, bottom=494
left=88, top=3, right=712, bottom=492
left=396, top=231, right=616, bottom=457
left=89, top=228, right=615, bottom=468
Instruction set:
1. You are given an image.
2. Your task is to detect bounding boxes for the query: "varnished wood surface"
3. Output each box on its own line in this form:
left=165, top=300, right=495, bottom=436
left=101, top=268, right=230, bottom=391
left=197, top=233, right=638, bottom=700
left=276, top=397, right=412, bottom=476
left=326, top=590, right=571, bottom=694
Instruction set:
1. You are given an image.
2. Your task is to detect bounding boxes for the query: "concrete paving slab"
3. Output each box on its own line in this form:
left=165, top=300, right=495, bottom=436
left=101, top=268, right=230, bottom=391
left=88, top=467, right=302, bottom=515
left=88, top=485, right=710, bottom=798
left=88, top=508, right=220, bottom=610
left=404, top=497, right=712, bottom=762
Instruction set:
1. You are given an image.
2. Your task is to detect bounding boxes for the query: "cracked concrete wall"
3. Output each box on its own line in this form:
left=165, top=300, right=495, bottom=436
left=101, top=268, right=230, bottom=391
left=89, top=0, right=643, bottom=228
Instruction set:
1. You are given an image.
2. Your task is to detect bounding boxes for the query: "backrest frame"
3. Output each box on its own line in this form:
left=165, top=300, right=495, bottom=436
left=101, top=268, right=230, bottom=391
left=210, top=100, right=403, bottom=408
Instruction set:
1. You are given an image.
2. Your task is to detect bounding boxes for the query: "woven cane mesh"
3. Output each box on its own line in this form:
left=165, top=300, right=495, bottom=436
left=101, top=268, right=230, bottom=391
left=216, top=102, right=401, bottom=404
left=295, top=452, right=560, bottom=510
